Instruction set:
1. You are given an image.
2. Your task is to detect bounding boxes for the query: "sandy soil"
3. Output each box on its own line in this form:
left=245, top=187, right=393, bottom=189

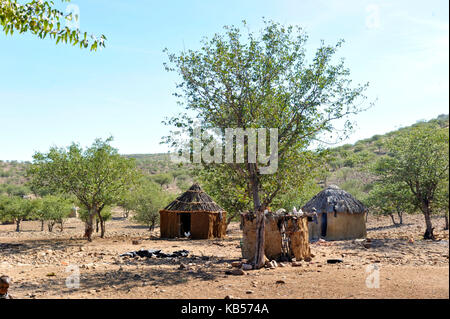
left=0, top=212, right=448, bottom=299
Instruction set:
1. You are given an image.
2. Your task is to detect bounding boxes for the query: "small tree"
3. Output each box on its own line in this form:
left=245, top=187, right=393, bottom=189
left=30, top=198, right=46, bottom=231
left=0, top=195, right=14, bottom=224
left=152, top=173, right=173, bottom=189
left=131, top=179, right=169, bottom=231
left=0, top=196, right=38, bottom=232
left=29, top=137, right=139, bottom=241
left=366, top=182, right=416, bottom=226
left=41, top=195, right=72, bottom=232
left=374, top=124, right=449, bottom=239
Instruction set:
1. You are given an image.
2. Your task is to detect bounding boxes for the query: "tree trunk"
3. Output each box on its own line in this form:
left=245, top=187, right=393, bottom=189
left=249, top=164, right=265, bottom=269
left=254, top=209, right=266, bottom=269
left=97, top=210, right=105, bottom=238
left=15, top=220, right=20, bottom=232
left=48, top=222, right=54, bottom=232
left=423, top=204, right=435, bottom=240
left=397, top=211, right=403, bottom=225
left=59, top=220, right=64, bottom=232
left=84, top=210, right=95, bottom=242
left=100, top=220, right=105, bottom=238
left=96, top=218, right=99, bottom=233
left=388, top=213, right=396, bottom=226
left=444, top=214, right=448, bottom=231
left=41, top=220, right=44, bottom=231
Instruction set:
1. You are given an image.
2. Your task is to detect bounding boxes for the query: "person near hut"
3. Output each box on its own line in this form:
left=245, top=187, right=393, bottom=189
left=0, top=275, right=13, bottom=299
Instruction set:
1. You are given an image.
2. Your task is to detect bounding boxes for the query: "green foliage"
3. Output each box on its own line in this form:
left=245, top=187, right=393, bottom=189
left=0, top=0, right=106, bottom=50
left=195, top=164, right=252, bottom=222
left=28, top=137, right=139, bottom=240
left=365, top=182, right=416, bottom=225
left=0, top=196, right=40, bottom=231
left=40, top=195, right=72, bottom=232
left=129, top=178, right=171, bottom=231
left=323, top=115, right=449, bottom=206
left=163, top=20, right=370, bottom=212
left=374, top=124, right=449, bottom=238
left=151, top=173, right=173, bottom=188
left=0, top=184, right=30, bottom=197
left=78, top=205, right=112, bottom=229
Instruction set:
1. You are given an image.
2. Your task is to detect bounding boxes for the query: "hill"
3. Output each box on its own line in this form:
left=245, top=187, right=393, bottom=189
left=0, top=114, right=448, bottom=200
left=323, top=114, right=449, bottom=203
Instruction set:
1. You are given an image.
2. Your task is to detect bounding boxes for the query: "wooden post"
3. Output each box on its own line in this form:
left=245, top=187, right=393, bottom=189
left=254, top=209, right=266, bottom=268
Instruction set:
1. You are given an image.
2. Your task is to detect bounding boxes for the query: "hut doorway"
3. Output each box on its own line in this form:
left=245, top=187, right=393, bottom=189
left=321, top=213, right=327, bottom=238
left=179, top=213, right=191, bottom=236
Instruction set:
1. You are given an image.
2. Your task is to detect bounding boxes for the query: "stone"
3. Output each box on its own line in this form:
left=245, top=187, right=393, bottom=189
left=231, top=261, right=242, bottom=268
left=246, top=290, right=254, bottom=294
left=291, top=261, right=303, bottom=267
left=132, top=240, right=141, bottom=245
left=275, top=280, right=286, bottom=284
left=327, top=259, right=343, bottom=264
left=226, top=269, right=245, bottom=276
left=242, top=264, right=253, bottom=271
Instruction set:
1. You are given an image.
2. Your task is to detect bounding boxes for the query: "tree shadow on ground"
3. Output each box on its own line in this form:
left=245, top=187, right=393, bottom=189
left=367, top=223, right=413, bottom=232
left=14, top=264, right=221, bottom=297
left=124, top=225, right=150, bottom=230
left=0, top=238, right=84, bottom=256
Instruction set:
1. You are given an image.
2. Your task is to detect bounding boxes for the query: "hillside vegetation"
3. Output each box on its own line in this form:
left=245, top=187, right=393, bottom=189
left=323, top=114, right=449, bottom=203
left=1, top=114, right=448, bottom=208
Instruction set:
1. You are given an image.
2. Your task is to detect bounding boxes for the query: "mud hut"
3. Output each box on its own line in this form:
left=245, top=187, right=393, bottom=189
left=159, top=183, right=227, bottom=239
left=302, top=185, right=367, bottom=241
left=240, top=211, right=311, bottom=262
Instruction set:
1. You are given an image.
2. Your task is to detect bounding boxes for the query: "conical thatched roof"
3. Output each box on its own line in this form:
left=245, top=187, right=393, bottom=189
left=162, top=183, right=225, bottom=213
left=302, top=185, right=367, bottom=214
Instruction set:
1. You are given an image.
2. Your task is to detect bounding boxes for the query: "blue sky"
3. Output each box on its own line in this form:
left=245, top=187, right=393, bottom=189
left=0, top=0, right=448, bottom=161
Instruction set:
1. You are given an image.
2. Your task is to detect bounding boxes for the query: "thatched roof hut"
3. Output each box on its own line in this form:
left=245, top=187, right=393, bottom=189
left=159, top=183, right=227, bottom=239
left=302, top=185, right=367, bottom=241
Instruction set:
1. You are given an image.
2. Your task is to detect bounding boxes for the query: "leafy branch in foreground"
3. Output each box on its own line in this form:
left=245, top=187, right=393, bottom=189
left=0, top=0, right=106, bottom=50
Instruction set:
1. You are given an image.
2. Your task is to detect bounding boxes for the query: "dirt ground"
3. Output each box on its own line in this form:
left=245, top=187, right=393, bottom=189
left=0, top=211, right=448, bottom=299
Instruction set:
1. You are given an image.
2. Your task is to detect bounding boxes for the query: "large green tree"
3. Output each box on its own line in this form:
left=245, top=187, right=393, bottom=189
left=374, top=124, right=449, bottom=239
left=28, top=137, right=139, bottom=241
left=1, top=0, right=106, bottom=50
left=164, top=20, right=370, bottom=268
